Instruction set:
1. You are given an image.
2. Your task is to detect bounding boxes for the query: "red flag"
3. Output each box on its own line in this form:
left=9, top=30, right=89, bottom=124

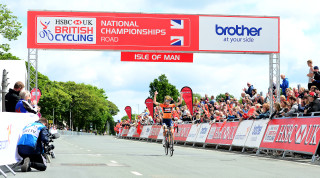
left=145, top=98, right=154, bottom=118
left=181, top=86, right=193, bottom=115
left=30, top=88, right=42, bottom=104
left=124, top=106, right=132, bottom=121
left=220, top=120, right=227, bottom=131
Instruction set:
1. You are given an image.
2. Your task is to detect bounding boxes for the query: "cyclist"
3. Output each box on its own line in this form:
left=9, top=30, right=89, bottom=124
left=153, top=91, right=183, bottom=147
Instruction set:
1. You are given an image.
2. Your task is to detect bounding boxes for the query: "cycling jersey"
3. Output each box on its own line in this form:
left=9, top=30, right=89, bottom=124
left=159, top=103, right=176, bottom=119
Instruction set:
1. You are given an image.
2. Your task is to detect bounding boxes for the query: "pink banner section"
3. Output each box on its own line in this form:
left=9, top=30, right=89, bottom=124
left=181, top=86, right=193, bottom=115
left=145, top=98, right=154, bottom=119
left=133, top=125, right=143, bottom=138
left=174, top=124, right=192, bottom=141
left=260, top=117, right=320, bottom=154
left=148, top=125, right=162, bottom=139
left=121, top=128, right=129, bottom=137
left=205, top=121, right=239, bottom=145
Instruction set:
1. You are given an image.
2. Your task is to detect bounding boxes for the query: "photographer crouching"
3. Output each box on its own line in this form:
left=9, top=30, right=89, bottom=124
left=17, top=117, right=49, bottom=172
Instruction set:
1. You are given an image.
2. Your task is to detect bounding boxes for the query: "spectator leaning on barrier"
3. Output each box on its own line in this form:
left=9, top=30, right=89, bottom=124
left=304, top=92, right=320, bottom=114
left=307, top=59, right=314, bottom=90
left=17, top=117, right=49, bottom=172
left=284, top=96, right=299, bottom=117
left=5, top=81, right=25, bottom=112
left=15, top=90, right=38, bottom=114
left=280, top=74, right=289, bottom=98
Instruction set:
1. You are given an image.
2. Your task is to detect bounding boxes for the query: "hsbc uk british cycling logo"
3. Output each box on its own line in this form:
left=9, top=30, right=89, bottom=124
left=39, top=21, right=54, bottom=41
left=37, top=17, right=96, bottom=44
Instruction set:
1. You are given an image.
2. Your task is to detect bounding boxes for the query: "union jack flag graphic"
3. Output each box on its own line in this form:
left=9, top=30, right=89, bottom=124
left=171, top=19, right=184, bottom=29
left=170, top=36, right=184, bottom=46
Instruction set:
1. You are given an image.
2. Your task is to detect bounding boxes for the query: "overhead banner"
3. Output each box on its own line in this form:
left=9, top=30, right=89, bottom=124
left=181, top=86, right=193, bottom=115
left=124, top=106, right=132, bottom=121
left=28, top=11, right=279, bottom=53
left=121, top=52, right=193, bottom=63
left=205, top=121, right=239, bottom=145
left=260, top=117, right=320, bottom=154
left=145, top=98, right=154, bottom=119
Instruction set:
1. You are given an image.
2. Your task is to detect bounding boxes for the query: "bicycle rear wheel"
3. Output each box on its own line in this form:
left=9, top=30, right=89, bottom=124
left=164, top=137, right=169, bottom=155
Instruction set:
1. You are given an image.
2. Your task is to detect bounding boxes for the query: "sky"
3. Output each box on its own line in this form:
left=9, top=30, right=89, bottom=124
left=2, top=0, right=320, bottom=121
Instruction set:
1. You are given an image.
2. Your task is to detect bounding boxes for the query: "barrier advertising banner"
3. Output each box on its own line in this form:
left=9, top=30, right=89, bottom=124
left=132, top=126, right=142, bottom=138
left=28, top=11, right=279, bottom=53
left=157, top=127, right=164, bottom=140
left=140, top=125, right=152, bottom=138
left=148, top=125, right=162, bottom=139
left=121, top=128, right=129, bottom=137
left=260, top=117, right=320, bottom=154
left=0, top=113, right=39, bottom=165
left=205, top=121, right=239, bottom=145
left=195, top=123, right=211, bottom=143
left=174, top=124, right=192, bottom=142
left=186, top=124, right=201, bottom=142
left=145, top=98, right=154, bottom=119
left=127, top=127, right=136, bottom=137
left=232, top=120, right=254, bottom=147
left=245, top=119, right=270, bottom=148
left=121, top=52, right=193, bottom=63
left=181, top=86, right=193, bottom=115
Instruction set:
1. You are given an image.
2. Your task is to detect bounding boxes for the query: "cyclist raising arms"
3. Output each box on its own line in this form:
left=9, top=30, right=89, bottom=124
left=153, top=91, right=183, bottom=147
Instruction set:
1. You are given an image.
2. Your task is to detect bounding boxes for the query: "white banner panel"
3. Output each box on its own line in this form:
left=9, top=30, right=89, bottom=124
left=195, top=123, right=211, bottom=143
left=232, top=120, right=254, bottom=147
left=157, top=127, right=164, bottom=140
left=199, top=16, right=279, bottom=53
left=245, top=119, right=270, bottom=148
left=0, top=113, right=39, bottom=165
left=140, top=125, right=152, bottom=138
left=127, top=127, right=136, bottom=137
left=186, top=124, right=201, bottom=142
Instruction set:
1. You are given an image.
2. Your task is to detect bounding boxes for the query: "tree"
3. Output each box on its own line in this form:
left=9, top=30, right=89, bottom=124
left=121, top=114, right=138, bottom=121
left=216, top=93, right=234, bottom=102
left=0, top=4, right=22, bottom=57
left=149, top=74, right=179, bottom=103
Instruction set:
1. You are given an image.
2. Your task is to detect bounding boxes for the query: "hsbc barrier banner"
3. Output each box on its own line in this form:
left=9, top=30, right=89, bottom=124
left=149, top=125, right=161, bottom=139
left=121, top=52, right=193, bottom=63
left=186, top=124, right=201, bottom=142
left=121, top=128, right=129, bottom=137
left=157, top=127, right=164, bottom=140
left=28, top=11, right=279, bottom=53
left=140, top=125, right=152, bottom=138
left=195, top=123, right=211, bottom=143
left=132, top=126, right=142, bottom=138
left=260, top=117, right=320, bottom=154
left=232, top=120, right=254, bottom=147
left=245, top=119, right=270, bottom=148
left=0, top=113, right=39, bottom=165
left=127, top=127, right=136, bottom=137
left=174, top=124, right=192, bottom=142
left=205, top=121, right=239, bottom=145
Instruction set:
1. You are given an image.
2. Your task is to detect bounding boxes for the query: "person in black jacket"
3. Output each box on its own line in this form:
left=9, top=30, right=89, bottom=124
left=5, top=81, right=24, bottom=112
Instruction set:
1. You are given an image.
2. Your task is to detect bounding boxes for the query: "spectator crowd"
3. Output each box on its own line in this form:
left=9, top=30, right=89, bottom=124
left=117, top=59, right=320, bottom=131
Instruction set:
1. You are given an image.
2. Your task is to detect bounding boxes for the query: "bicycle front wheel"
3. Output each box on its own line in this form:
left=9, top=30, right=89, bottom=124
left=164, top=138, right=169, bottom=155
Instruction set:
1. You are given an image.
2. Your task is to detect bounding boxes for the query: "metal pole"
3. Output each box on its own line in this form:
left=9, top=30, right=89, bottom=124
left=2, top=69, right=9, bottom=112
left=70, top=109, right=72, bottom=133
left=53, top=108, right=55, bottom=126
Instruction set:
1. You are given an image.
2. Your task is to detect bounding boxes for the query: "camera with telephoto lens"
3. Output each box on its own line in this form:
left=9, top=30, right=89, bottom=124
left=43, top=133, right=60, bottom=160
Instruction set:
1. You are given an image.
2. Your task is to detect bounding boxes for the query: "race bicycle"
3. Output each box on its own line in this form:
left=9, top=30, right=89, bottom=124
left=164, top=125, right=174, bottom=156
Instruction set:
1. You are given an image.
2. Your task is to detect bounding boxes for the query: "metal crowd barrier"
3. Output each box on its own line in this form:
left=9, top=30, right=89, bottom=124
left=57, top=130, right=95, bottom=136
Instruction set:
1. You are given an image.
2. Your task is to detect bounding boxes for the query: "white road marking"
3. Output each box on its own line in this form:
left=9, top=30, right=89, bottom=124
left=131, top=171, right=143, bottom=176
left=110, top=160, right=118, bottom=164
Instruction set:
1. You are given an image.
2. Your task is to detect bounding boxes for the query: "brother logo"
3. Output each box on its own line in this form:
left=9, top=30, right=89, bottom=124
left=215, top=24, right=262, bottom=36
